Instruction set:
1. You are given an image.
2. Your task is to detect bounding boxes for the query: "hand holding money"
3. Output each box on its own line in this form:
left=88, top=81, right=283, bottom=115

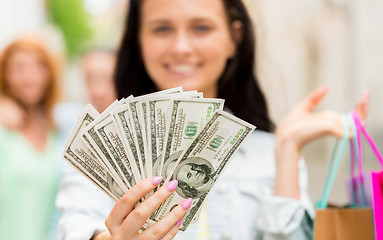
left=96, top=177, right=191, bottom=240
left=63, top=87, right=255, bottom=232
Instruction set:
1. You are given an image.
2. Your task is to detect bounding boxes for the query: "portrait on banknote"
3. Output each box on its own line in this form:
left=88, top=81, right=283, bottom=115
left=173, top=157, right=214, bottom=198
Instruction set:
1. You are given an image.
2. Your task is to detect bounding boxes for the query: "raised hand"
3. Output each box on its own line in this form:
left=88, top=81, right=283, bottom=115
left=274, top=86, right=370, bottom=199
left=0, top=96, right=25, bottom=130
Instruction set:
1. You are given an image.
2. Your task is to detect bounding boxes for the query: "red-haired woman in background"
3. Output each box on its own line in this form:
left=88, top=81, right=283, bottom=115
left=0, top=37, right=61, bottom=240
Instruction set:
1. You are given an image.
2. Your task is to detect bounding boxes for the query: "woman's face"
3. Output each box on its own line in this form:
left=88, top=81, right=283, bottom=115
left=176, top=163, right=207, bottom=188
left=139, top=0, right=236, bottom=98
left=5, top=49, right=50, bottom=107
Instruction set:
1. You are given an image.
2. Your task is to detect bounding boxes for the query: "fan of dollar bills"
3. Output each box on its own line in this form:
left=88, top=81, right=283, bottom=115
left=63, top=86, right=255, bottom=231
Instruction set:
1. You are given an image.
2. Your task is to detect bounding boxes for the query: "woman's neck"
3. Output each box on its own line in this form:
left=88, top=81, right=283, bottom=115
left=19, top=105, right=50, bottom=152
left=23, top=104, right=43, bottom=119
left=20, top=104, right=48, bottom=129
left=203, top=87, right=218, bottom=98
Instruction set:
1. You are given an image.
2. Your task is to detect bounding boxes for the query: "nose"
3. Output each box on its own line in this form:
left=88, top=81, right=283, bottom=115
left=20, top=65, right=39, bottom=83
left=171, top=31, right=193, bottom=58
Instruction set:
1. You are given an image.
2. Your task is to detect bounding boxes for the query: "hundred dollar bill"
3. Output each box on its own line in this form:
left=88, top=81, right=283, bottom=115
left=127, top=99, right=149, bottom=179
left=146, top=92, right=203, bottom=177
left=63, top=105, right=125, bottom=201
left=113, top=87, right=184, bottom=180
left=136, top=87, right=184, bottom=177
left=94, top=115, right=136, bottom=188
left=147, top=110, right=255, bottom=231
left=113, top=101, right=146, bottom=182
left=82, top=100, right=130, bottom=190
left=159, top=98, right=224, bottom=179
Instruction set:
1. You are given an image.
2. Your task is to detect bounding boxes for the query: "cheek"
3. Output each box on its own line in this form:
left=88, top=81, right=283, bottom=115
left=141, top=38, right=171, bottom=88
left=5, top=72, right=23, bottom=93
left=141, top=38, right=166, bottom=67
left=196, top=36, right=232, bottom=71
left=36, top=70, right=51, bottom=91
left=196, top=30, right=233, bottom=56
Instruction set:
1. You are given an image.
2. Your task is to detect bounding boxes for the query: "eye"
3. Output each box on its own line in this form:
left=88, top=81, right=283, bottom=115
left=193, top=25, right=211, bottom=33
left=187, top=172, right=192, bottom=178
left=153, top=26, right=171, bottom=34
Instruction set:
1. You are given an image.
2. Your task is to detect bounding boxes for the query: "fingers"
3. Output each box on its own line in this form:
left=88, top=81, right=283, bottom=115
left=355, top=90, right=370, bottom=123
left=160, top=223, right=182, bottom=240
left=299, top=86, right=328, bottom=112
left=0, top=99, right=25, bottom=130
left=141, top=198, right=192, bottom=239
left=119, top=179, right=179, bottom=237
left=106, top=176, right=163, bottom=232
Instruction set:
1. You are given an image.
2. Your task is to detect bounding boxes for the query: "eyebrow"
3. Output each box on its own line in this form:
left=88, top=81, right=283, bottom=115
left=147, top=19, right=170, bottom=25
left=147, top=17, right=215, bottom=26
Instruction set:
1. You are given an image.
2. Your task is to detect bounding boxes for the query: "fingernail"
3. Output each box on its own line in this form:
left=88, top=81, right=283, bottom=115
left=176, top=217, right=183, bottom=226
left=151, top=176, right=163, bottom=185
left=181, top=198, right=192, bottom=209
left=321, top=85, right=329, bottom=93
left=364, top=91, right=370, bottom=103
left=166, top=179, right=178, bottom=191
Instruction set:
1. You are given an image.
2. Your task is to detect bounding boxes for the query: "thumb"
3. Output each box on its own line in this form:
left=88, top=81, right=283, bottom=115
left=355, top=90, right=370, bottom=124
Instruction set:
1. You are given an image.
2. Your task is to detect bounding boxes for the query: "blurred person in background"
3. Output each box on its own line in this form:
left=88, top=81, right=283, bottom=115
left=81, top=48, right=117, bottom=113
left=0, top=37, right=61, bottom=240
left=54, top=48, right=117, bottom=137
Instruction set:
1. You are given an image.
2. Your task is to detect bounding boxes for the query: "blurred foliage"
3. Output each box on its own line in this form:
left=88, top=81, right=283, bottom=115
left=48, top=0, right=93, bottom=59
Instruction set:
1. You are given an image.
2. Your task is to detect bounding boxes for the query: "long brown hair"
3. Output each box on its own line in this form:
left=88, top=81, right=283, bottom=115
left=114, top=0, right=275, bottom=132
left=0, top=37, right=61, bottom=128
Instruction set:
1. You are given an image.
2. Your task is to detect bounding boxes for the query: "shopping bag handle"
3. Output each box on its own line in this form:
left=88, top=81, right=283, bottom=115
left=347, top=113, right=367, bottom=206
left=351, top=111, right=383, bottom=167
left=316, top=114, right=349, bottom=209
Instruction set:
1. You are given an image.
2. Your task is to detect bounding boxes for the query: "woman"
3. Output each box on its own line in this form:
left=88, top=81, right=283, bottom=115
left=0, top=37, right=61, bottom=239
left=57, top=0, right=369, bottom=239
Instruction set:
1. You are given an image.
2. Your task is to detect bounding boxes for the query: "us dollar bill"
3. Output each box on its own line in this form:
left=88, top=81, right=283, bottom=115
left=112, top=88, right=185, bottom=181
left=148, top=110, right=255, bottom=231
left=113, top=102, right=145, bottom=182
left=146, top=92, right=203, bottom=177
left=137, top=87, right=184, bottom=177
left=159, top=98, right=224, bottom=179
left=128, top=99, right=149, bottom=179
left=63, top=105, right=125, bottom=201
left=82, top=101, right=130, bottom=190
left=94, top=115, right=136, bottom=188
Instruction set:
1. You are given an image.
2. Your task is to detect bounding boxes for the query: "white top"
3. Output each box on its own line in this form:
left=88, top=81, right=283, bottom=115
left=56, top=130, right=314, bottom=240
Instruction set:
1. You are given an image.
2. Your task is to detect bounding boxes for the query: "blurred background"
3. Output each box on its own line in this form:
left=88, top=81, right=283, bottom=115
left=0, top=0, right=382, bottom=205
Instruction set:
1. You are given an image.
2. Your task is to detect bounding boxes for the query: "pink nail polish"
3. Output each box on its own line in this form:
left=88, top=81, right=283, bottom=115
left=321, top=85, right=329, bottom=93
left=176, top=217, right=183, bottom=226
left=166, top=179, right=178, bottom=191
left=364, top=91, right=370, bottom=103
left=181, top=198, right=192, bottom=209
left=151, top=176, right=163, bottom=185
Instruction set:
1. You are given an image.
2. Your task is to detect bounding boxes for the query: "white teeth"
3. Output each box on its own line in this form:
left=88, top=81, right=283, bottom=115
left=169, top=64, right=196, bottom=73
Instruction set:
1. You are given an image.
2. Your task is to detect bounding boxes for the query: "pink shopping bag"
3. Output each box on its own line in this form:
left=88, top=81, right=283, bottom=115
left=372, top=171, right=383, bottom=240
left=347, top=111, right=383, bottom=240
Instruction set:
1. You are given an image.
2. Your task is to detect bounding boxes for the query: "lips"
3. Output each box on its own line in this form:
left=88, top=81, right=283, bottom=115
left=165, top=63, right=201, bottom=75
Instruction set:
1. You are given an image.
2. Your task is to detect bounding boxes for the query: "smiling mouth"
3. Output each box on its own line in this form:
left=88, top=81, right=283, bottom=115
left=165, top=64, right=201, bottom=74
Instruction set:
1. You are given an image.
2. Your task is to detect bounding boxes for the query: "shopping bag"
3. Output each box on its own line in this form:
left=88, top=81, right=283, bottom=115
left=314, top=114, right=375, bottom=240
left=315, top=208, right=375, bottom=240
left=372, top=171, right=383, bottom=240
left=345, top=111, right=383, bottom=239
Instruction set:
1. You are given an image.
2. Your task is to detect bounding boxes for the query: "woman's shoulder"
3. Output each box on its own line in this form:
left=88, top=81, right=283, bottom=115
left=230, top=129, right=276, bottom=171
left=242, top=129, right=275, bottom=151
left=0, top=123, right=14, bottom=140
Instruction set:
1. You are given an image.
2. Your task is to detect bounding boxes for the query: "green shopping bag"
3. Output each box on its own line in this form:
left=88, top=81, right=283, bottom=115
left=313, top=114, right=375, bottom=240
